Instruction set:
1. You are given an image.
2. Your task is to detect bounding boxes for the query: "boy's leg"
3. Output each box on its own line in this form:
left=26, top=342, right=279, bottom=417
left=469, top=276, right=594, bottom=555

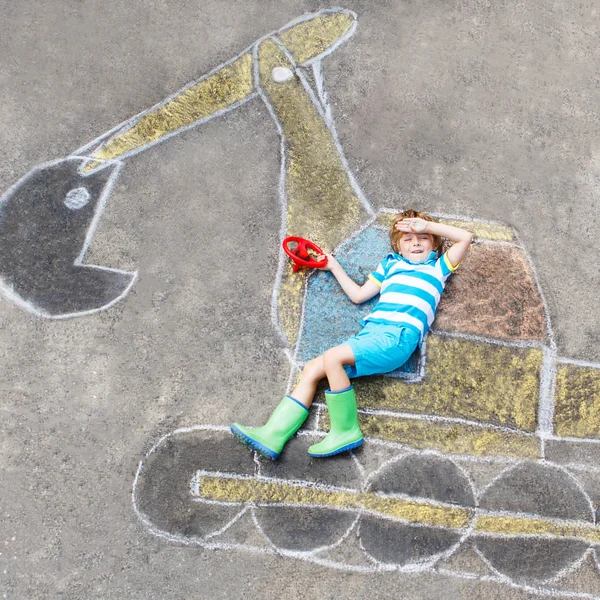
left=291, top=344, right=355, bottom=407
left=289, top=355, right=326, bottom=408
left=308, top=344, right=363, bottom=457
left=322, top=344, right=355, bottom=391
left=231, top=395, right=309, bottom=459
left=230, top=354, right=328, bottom=459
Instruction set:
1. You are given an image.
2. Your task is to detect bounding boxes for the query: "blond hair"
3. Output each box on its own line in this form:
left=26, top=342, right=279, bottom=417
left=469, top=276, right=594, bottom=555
left=389, top=209, right=442, bottom=255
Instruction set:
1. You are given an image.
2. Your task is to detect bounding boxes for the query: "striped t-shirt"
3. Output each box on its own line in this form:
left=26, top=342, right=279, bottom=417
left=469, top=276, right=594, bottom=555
left=364, top=251, right=457, bottom=341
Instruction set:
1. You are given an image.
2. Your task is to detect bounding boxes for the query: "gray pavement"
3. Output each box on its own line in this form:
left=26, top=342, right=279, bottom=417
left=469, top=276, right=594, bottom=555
left=1, top=0, right=600, bottom=598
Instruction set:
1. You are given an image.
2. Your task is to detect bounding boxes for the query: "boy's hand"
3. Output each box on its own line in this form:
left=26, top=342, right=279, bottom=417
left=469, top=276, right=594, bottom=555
left=316, top=253, right=338, bottom=271
left=395, top=218, right=428, bottom=233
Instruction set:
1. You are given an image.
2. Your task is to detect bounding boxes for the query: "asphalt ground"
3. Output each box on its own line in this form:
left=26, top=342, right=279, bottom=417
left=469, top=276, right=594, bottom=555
left=1, top=1, right=600, bottom=598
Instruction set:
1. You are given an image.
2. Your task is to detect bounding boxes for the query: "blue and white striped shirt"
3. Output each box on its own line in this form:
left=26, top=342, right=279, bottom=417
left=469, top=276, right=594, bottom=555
left=364, top=251, right=457, bottom=341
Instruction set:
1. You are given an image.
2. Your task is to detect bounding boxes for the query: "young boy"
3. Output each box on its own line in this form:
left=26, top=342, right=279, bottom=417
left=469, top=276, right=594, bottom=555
left=231, top=209, right=473, bottom=459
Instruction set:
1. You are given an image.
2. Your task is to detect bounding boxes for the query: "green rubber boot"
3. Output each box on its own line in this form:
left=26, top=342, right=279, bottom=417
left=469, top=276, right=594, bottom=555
left=230, top=395, right=309, bottom=459
left=308, top=387, right=364, bottom=457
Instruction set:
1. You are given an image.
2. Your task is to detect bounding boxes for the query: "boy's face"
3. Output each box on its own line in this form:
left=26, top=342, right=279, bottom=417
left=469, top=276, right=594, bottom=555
left=398, top=231, right=435, bottom=262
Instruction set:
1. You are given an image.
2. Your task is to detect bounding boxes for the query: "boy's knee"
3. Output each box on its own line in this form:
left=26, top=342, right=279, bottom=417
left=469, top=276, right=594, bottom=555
left=322, top=348, right=343, bottom=371
left=303, top=356, right=323, bottom=378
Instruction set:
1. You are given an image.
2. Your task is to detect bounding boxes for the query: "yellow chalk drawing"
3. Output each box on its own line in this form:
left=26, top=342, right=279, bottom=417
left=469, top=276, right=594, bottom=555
left=278, top=11, right=355, bottom=65
left=85, top=53, right=254, bottom=171
left=355, top=414, right=540, bottom=459
left=475, top=515, right=600, bottom=544
left=554, top=364, right=600, bottom=438
left=353, top=335, right=541, bottom=432
left=84, top=10, right=356, bottom=172
left=200, top=474, right=353, bottom=508
left=256, top=38, right=365, bottom=250
left=197, top=473, right=600, bottom=544
left=198, top=474, right=473, bottom=529
left=255, top=35, right=368, bottom=345
left=277, top=264, right=306, bottom=349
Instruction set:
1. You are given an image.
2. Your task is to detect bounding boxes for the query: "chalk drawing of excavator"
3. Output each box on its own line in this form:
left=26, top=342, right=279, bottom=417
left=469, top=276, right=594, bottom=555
left=4, top=8, right=600, bottom=597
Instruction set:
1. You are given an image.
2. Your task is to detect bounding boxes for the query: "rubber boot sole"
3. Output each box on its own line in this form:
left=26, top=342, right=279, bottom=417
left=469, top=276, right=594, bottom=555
left=307, top=437, right=364, bottom=458
left=230, top=424, right=279, bottom=460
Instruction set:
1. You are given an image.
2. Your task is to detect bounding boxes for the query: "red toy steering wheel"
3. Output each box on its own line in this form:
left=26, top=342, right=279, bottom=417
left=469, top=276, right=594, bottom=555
left=282, top=236, right=328, bottom=272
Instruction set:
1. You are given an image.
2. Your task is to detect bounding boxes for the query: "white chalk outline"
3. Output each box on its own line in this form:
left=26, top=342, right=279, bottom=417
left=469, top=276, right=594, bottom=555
left=133, top=428, right=600, bottom=597
left=357, top=451, right=477, bottom=571
left=1, top=8, right=358, bottom=319
left=475, top=460, right=595, bottom=526
left=260, top=15, right=374, bottom=348
left=77, top=7, right=359, bottom=175
left=0, top=156, right=138, bottom=319
left=355, top=406, right=539, bottom=435
left=248, top=441, right=364, bottom=556
left=472, top=460, right=595, bottom=587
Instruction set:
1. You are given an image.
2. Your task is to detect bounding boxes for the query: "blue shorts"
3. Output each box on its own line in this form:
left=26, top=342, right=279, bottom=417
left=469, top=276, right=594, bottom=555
left=343, top=322, right=420, bottom=378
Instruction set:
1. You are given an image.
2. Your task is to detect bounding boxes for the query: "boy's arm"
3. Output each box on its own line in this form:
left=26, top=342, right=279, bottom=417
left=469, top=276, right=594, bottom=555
left=398, top=218, right=473, bottom=268
left=317, top=254, right=380, bottom=304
